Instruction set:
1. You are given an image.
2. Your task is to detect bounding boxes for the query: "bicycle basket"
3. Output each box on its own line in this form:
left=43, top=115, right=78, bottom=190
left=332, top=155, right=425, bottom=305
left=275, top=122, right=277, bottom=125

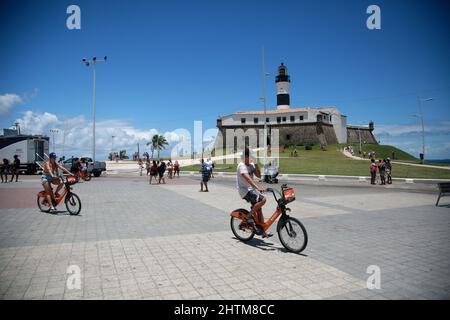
left=67, top=176, right=77, bottom=185
left=282, top=187, right=296, bottom=203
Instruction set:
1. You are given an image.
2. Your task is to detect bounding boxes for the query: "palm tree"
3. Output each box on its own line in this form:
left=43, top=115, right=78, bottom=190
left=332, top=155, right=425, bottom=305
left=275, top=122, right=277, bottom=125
left=147, top=134, right=168, bottom=159
left=156, top=135, right=168, bottom=158
left=147, top=134, right=159, bottom=158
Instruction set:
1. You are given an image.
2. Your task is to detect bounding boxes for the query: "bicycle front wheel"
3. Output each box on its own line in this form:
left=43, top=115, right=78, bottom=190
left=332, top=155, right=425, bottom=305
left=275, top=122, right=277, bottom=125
left=277, top=217, right=308, bottom=253
left=83, top=173, right=91, bottom=181
left=65, top=193, right=82, bottom=215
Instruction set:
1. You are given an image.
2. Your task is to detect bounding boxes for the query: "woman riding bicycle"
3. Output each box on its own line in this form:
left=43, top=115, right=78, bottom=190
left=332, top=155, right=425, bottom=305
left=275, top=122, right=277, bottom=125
left=41, top=152, right=73, bottom=211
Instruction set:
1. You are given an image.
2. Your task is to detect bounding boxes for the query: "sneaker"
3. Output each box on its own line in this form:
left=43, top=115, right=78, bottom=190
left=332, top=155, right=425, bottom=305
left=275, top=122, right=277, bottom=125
left=262, top=232, right=273, bottom=238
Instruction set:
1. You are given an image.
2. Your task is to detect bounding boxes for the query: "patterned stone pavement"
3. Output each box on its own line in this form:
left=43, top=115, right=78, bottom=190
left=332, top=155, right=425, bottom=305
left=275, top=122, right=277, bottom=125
left=0, top=174, right=449, bottom=300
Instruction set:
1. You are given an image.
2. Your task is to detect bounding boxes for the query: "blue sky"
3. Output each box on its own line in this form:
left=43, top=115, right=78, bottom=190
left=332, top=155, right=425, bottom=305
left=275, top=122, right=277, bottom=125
left=0, top=0, right=449, bottom=159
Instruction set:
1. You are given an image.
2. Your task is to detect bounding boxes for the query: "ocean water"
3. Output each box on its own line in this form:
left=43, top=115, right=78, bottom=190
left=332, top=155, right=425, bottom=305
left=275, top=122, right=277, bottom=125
left=427, top=159, right=450, bottom=164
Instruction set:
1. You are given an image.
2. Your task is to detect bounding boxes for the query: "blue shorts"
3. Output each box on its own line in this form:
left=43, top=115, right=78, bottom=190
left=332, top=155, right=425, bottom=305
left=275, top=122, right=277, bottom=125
left=41, top=174, right=53, bottom=185
left=41, top=173, right=63, bottom=185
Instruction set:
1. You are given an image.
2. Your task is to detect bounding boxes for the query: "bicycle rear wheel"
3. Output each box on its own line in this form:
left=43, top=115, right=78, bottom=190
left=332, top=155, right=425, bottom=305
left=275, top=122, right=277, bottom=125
left=65, top=193, right=82, bottom=215
left=230, top=216, right=255, bottom=241
left=277, top=217, right=308, bottom=253
left=83, top=173, right=91, bottom=181
left=37, top=193, right=51, bottom=213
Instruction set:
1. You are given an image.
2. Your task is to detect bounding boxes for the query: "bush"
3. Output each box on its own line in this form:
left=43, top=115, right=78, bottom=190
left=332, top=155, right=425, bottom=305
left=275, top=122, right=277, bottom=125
left=305, top=145, right=312, bottom=151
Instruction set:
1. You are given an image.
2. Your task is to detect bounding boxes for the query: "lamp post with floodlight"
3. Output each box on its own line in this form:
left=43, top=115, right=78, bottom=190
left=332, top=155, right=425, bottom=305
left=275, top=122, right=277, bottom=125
left=414, top=95, right=433, bottom=163
left=82, top=56, right=107, bottom=162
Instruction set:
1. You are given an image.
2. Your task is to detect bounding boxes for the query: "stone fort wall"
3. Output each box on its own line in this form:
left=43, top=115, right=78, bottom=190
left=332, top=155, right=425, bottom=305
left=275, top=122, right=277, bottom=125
left=347, top=127, right=378, bottom=144
left=214, top=122, right=340, bottom=149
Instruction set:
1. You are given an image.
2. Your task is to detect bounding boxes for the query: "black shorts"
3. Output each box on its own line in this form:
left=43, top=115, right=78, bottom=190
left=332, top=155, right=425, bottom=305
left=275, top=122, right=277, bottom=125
left=243, top=190, right=265, bottom=205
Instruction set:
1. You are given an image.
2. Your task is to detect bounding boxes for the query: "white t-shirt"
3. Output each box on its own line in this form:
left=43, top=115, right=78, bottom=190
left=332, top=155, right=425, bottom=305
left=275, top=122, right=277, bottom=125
left=236, top=162, right=256, bottom=198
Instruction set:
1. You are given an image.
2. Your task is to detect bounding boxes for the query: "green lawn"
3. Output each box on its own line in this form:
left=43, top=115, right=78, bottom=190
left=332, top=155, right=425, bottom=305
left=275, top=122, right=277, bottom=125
left=182, top=144, right=450, bottom=179
left=342, top=143, right=416, bottom=161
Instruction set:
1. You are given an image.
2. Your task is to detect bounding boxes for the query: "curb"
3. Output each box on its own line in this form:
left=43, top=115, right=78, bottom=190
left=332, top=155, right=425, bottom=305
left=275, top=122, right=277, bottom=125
left=178, top=171, right=449, bottom=185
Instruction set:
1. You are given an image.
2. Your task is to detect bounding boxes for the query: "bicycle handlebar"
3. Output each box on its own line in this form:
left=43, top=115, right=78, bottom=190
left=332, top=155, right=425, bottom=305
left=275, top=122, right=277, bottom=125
left=264, top=187, right=280, bottom=202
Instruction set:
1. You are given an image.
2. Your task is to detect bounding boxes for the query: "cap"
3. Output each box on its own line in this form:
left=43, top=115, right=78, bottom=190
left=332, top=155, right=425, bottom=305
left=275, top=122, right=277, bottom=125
left=49, top=152, right=57, bottom=159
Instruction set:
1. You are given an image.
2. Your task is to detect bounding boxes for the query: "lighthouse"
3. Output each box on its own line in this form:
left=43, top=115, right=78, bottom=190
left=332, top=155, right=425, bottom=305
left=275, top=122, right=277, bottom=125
left=276, top=62, right=290, bottom=110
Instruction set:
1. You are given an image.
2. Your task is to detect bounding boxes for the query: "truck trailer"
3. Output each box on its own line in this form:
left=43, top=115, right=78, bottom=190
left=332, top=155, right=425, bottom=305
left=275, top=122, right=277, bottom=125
left=0, top=134, right=50, bottom=174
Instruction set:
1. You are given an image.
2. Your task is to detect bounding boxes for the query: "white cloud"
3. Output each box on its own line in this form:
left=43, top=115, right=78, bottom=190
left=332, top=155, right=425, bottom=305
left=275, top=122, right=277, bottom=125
left=0, top=93, right=23, bottom=115
left=14, top=110, right=194, bottom=159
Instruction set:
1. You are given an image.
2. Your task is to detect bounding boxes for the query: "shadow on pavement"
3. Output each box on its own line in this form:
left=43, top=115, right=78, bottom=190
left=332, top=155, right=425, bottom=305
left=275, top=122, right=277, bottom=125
left=233, top=237, right=308, bottom=256
left=44, top=210, right=82, bottom=216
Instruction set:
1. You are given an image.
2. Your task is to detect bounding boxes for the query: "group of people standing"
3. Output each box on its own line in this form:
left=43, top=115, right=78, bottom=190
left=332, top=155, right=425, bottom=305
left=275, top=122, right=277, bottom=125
left=370, top=158, right=392, bottom=185
left=138, top=159, right=180, bottom=184
left=1, top=155, right=21, bottom=183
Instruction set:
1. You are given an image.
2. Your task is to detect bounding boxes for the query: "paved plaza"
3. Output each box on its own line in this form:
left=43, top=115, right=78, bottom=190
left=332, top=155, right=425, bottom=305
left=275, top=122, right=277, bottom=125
left=0, top=173, right=449, bottom=300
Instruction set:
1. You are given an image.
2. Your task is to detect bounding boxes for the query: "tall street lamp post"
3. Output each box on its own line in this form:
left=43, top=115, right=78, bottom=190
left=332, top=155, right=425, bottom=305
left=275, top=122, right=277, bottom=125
left=260, top=46, right=270, bottom=166
left=82, top=56, right=107, bottom=162
left=49, top=129, right=59, bottom=153
left=415, top=95, right=433, bottom=163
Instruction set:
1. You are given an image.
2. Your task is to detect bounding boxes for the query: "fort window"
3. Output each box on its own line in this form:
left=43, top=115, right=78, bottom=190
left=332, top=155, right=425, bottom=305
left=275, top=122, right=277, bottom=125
left=299, top=116, right=304, bottom=121
left=290, top=116, right=295, bottom=122
left=266, top=118, right=269, bottom=123
left=277, top=117, right=281, bottom=123
left=254, top=118, right=258, bottom=124
left=282, top=117, right=286, bottom=122
left=286, top=134, right=291, bottom=140
left=241, top=118, right=246, bottom=124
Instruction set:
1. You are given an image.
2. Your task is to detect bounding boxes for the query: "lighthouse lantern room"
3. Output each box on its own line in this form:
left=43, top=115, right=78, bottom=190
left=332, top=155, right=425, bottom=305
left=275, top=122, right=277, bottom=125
left=275, top=62, right=291, bottom=110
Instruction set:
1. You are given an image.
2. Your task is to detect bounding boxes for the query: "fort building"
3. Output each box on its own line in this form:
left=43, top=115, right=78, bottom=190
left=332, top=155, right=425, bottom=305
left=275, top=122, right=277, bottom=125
left=214, top=63, right=377, bottom=150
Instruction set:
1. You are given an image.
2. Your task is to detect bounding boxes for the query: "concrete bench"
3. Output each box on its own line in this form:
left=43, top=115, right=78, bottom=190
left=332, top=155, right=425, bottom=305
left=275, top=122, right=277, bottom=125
left=436, top=182, right=450, bottom=206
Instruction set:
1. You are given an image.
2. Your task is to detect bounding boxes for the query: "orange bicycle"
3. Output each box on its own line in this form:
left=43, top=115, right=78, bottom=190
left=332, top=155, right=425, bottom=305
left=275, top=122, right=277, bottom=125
left=37, top=175, right=82, bottom=215
left=230, top=184, right=308, bottom=253
left=77, top=168, right=92, bottom=181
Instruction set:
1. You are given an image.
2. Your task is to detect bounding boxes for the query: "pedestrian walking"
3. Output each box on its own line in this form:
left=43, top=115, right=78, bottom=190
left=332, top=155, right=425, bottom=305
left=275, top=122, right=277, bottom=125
left=157, top=161, right=166, bottom=184
left=138, top=158, right=144, bottom=176
left=1, top=159, right=10, bottom=183
left=370, top=158, right=377, bottom=185
left=379, top=159, right=386, bottom=185
left=149, top=160, right=158, bottom=184
left=167, top=160, right=173, bottom=179
left=174, top=160, right=180, bottom=177
left=10, top=155, right=20, bottom=182
left=206, top=158, right=214, bottom=178
left=199, top=159, right=210, bottom=192
left=385, top=158, right=392, bottom=184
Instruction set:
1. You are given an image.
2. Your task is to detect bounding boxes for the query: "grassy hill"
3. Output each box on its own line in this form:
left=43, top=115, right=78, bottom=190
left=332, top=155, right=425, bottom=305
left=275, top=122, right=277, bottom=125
left=344, top=143, right=416, bottom=161
left=182, top=144, right=450, bottom=179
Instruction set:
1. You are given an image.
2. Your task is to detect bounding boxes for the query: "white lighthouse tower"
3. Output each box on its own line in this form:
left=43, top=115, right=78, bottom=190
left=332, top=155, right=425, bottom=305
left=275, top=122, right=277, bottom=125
left=276, top=62, right=291, bottom=110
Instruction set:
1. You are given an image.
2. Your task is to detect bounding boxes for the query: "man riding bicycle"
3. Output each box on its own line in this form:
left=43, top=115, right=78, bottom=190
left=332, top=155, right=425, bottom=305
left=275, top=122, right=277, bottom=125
left=237, top=148, right=272, bottom=238
left=41, top=152, right=73, bottom=211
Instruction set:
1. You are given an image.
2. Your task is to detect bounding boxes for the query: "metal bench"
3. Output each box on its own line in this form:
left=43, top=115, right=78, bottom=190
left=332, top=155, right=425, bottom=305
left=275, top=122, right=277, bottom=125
left=436, top=182, right=450, bottom=206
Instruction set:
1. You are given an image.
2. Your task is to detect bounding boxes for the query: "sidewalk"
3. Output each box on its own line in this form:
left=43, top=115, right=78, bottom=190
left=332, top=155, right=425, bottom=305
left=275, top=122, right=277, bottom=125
left=106, top=148, right=263, bottom=173
left=178, top=171, right=448, bottom=186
